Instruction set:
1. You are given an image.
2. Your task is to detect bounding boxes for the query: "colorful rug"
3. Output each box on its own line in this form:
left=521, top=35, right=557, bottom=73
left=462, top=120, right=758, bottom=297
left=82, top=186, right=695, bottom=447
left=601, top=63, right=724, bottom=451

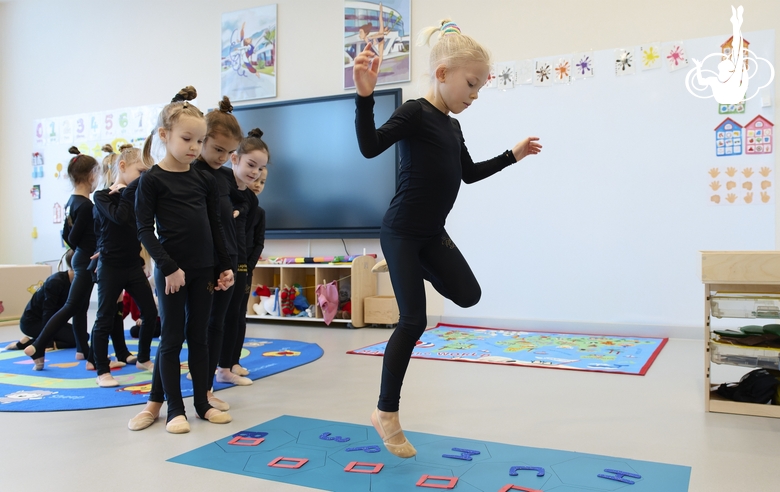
left=348, top=323, right=667, bottom=375
left=0, top=337, right=323, bottom=412
left=170, top=415, right=691, bottom=491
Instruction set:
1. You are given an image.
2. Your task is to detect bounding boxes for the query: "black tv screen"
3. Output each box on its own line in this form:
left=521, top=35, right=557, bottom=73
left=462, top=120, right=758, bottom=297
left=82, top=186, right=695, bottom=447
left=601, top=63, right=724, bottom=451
left=231, top=89, right=401, bottom=239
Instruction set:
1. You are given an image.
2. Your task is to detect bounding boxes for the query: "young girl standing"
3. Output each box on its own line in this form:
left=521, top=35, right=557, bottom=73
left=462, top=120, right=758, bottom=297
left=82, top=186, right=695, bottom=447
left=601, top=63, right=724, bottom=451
left=90, top=144, right=158, bottom=387
left=25, top=147, right=100, bottom=370
left=353, top=20, right=542, bottom=457
left=219, top=129, right=268, bottom=383
left=129, top=86, right=234, bottom=434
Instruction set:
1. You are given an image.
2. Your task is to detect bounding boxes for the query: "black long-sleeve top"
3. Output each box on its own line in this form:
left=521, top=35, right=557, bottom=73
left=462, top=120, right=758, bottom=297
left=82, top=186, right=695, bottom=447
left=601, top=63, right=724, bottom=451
left=135, top=165, right=232, bottom=277
left=23, top=271, right=70, bottom=326
left=246, top=206, right=266, bottom=269
left=355, top=94, right=516, bottom=236
left=192, top=159, right=238, bottom=258
left=234, top=188, right=259, bottom=264
left=63, top=195, right=97, bottom=253
left=93, top=178, right=143, bottom=268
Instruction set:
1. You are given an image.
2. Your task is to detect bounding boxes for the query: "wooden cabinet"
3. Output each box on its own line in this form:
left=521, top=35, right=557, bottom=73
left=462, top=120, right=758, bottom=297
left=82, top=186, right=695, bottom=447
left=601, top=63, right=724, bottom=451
left=702, top=251, right=780, bottom=418
left=246, top=255, right=377, bottom=327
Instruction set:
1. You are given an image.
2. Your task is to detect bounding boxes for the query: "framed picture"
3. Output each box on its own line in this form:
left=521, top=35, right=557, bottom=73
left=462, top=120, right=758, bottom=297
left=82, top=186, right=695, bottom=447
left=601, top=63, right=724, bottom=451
left=222, top=5, right=277, bottom=101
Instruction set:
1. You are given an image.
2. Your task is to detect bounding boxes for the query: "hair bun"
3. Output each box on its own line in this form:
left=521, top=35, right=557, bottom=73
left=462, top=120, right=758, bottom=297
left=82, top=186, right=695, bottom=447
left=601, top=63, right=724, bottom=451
left=68, top=146, right=80, bottom=155
left=101, top=144, right=114, bottom=153
left=248, top=128, right=264, bottom=139
left=172, top=85, right=197, bottom=103
left=118, top=143, right=134, bottom=152
left=218, top=96, right=234, bottom=114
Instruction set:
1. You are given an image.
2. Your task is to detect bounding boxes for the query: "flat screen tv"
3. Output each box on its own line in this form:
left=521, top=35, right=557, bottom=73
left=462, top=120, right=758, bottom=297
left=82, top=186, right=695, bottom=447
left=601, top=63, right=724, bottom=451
left=231, top=88, right=401, bottom=239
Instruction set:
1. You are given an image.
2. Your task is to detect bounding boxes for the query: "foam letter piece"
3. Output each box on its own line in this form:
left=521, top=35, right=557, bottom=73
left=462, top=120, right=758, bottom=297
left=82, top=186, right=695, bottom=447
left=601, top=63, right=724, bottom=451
left=598, top=469, right=642, bottom=485
left=344, top=462, right=384, bottom=474
left=228, top=436, right=264, bottom=446
left=498, top=486, right=543, bottom=492
left=509, top=466, right=545, bottom=477
left=346, top=445, right=381, bottom=453
left=416, top=475, right=458, bottom=489
left=233, top=431, right=268, bottom=439
left=442, top=448, right=481, bottom=461
left=319, top=432, right=350, bottom=443
left=268, top=457, right=308, bottom=469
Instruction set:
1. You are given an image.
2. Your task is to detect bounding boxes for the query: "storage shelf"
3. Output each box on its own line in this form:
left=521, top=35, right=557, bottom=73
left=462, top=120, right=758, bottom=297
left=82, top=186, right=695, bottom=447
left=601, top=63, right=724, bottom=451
left=247, top=314, right=350, bottom=324
left=707, top=391, right=780, bottom=418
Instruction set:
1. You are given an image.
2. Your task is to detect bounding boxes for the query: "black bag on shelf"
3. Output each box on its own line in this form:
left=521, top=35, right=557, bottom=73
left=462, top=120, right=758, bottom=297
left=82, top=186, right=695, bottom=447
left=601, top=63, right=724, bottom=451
left=717, top=368, right=780, bottom=404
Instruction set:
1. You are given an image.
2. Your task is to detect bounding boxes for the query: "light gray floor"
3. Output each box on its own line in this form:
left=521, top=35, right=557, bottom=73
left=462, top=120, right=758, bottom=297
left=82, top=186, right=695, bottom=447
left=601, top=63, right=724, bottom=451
left=1, top=319, right=779, bottom=492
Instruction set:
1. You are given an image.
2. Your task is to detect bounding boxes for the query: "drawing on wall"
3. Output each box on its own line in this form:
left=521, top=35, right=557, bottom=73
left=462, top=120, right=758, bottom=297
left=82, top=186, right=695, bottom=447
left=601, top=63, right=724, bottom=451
left=221, top=4, right=277, bottom=101
left=52, top=203, right=62, bottom=224
left=640, top=43, right=662, bottom=69
left=483, top=64, right=497, bottom=89
left=719, top=100, right=746, bottom=114
left=573, top=52, right=594, bottom=78
left=515, top=60, right=534, bottom=85
left=495, top=62, right=515, bottom=89
left=615, top=48, right=635, bottom=75
left=534, top=61, right=552, bottom=86
left=715, top=117, right=743, bottom=156
left=344, top=0, right=411, bottom=90
left=554, top=58, right=571, bottom=83
left=32, top=152, right=44, bottom=179
left=745, top=115, right=773, bottom=154
left=30, top=185, right=41, bottom=200
left=665, top=41, right=689, bottom=71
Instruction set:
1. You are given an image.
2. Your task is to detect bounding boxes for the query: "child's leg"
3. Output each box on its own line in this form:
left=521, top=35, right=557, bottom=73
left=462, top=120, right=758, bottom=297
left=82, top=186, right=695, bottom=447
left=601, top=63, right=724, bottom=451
left=110, top=298, right=134, bottom=363
left=184, top=268, right=218, bottom=418
left=219, top=267, right=247, bottom=371
left=230, top=279, right=251, bottom=369
left=124, top=266, right=158, bottom=364
left=418, top=229, right=481, bottom=308
left=153, top=267, right=187, bottom=422
left=52, top=323, right=76, bottom=349
left=91, top=262, right=127, bottom=376
left=206, top=258, right=237, bottom=389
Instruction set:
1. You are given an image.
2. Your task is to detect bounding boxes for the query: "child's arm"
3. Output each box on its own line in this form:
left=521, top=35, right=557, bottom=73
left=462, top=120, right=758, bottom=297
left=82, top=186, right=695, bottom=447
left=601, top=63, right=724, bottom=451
left=94, top=180, right=139, bottom=225
left=201, top=171, right=234, bottom=289
left=355, top=97, right=420, bottom=159
left=247, top=206, right=266, bottom=269
left=67, top=201, right=94, bottom=249
left=456, top=120, right=542, bottom=184
left=135, top=171, right=179, bottom=277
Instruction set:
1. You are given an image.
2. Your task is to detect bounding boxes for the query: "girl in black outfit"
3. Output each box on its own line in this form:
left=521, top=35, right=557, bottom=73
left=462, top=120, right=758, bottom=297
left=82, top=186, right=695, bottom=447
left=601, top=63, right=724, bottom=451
left=90, top=144, right=158, bottom=388
left=128, top=86, right=234, bottom=434
left=219, top=130, right=268, bottom=384
left=5, top=250, right=76, bottom=352
left=25, top=147, right=99, bottom=370
left=353, top=19, right=542, bottom=457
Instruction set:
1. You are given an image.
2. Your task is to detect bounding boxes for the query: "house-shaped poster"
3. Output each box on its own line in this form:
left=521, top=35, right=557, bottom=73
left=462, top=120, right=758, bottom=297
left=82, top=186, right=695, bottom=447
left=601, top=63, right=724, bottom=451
left=721, top=35, right=750, bottom=70
left=745, top=115, right=774, bottom=155
left=715, top=117, right=743, bottom=156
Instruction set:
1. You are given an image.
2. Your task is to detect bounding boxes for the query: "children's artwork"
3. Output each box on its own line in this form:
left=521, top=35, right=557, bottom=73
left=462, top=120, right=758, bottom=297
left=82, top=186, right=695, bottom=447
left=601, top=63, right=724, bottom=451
left=573, top=51, right=594, bottom=78
left=350, top=324, right=668, bottom=375
left=30, top=185, right=40, bottom=200
left=615, top=48, right=635, bottom=75
left=714, top=117, right=743, bottom=156
left=343, top=0, right=411, bottom=90
left=221, top=5, right=277, bottom=101
left=640, top=42, right=662, bottom=69
left=170, top=415, right=692, bottom=492
left=52, top=203, right=62, bottom=224
left=707, top=164, right=773, bottom=205
left=719, top=100, right=746, bottom=114
left=482, top=64, right=497, bottom=89
left=553, top=57, right=571, bottom=83
left=744, top=115, right=773, bottom=154
left=31, top=152, right=44, bottom=179
left=664, top=41, right=689, bottom=71
left=514, top=59, right=534, bottom=85
left=495, top=62, right=515, bottom=89
left=33, top=120, right=44, bottom=146
left=534, top=60, right=553, bottom=87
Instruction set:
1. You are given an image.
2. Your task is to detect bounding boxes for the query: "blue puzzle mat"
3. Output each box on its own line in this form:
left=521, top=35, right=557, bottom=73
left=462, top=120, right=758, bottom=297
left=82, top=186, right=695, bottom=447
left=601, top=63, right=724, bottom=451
left=0, top=338, right=322, bottom=412
left=170, top=415, right=691, bottom=491
left=349, top=323, right=668, bottom=375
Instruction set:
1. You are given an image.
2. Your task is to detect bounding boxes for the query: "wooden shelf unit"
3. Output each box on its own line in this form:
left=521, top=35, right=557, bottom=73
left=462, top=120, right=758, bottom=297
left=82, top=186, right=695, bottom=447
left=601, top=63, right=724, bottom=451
left=702, top=251, right=780, bottom=419
left=246, top=255, right=377, bottom=327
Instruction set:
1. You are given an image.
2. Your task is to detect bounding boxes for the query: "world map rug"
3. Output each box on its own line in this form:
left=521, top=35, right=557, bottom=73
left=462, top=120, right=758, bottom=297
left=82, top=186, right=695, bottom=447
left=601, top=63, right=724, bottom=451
left=0, top=337, right=323, bottom=412
left=348, top=323, right=667, bottom=375
left=169, top=415, right=691, bottom=491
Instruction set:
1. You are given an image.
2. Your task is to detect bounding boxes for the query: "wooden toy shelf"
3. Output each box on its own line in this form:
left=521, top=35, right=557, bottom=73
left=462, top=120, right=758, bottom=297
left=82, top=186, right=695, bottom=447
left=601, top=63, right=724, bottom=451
left=702, top=251, right=780, bottom=419
left=246, top=255, right=376, bottom=328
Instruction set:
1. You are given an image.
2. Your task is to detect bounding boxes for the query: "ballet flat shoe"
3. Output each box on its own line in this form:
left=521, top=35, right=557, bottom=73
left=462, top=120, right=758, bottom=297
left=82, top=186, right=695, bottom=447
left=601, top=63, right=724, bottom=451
left=200, top=410, right=232, bottom=424
left=371, top=409, right=416, bottom=458
left=371, top=259, right=389, bottom=273
left=128, top=411, right=158, bottom=431
left=166, top=416, right=190, bottom=434
left=208, top=395, right=230, bottom=411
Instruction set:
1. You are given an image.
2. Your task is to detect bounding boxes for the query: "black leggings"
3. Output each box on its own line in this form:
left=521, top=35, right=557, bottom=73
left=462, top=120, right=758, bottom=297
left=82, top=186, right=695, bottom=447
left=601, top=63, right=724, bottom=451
left=219, top=265, right=248, bottom=369
left=19, top=314, right=74, bottom=349
left=150, top=266, right=214, bottom=422
left=91, top=261, right=158, bottom=375
left=378, top=226, right=481, bottom=412
left=207, top=257, right=238, bottom=386
left=29, top=249, right=93, bottom=359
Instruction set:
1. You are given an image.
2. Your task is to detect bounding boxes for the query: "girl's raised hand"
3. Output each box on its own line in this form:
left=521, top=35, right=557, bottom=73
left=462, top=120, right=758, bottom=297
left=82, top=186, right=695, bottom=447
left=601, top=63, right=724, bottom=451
left=165, top=268, right=186, bottom=295
left=353, top=43, right=380, bottom=97
left=109, top=183, right=126, bottom=195
left=512, top=137, right=543, bottom=162
left=216, top=269, right=234, bottom=291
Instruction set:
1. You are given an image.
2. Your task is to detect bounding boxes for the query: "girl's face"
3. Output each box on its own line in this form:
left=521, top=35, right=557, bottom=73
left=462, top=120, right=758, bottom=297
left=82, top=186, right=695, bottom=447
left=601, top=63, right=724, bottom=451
left=249, top=167, right=267, bottom=195
left=119, top=158, right=149, bottom=184
left=201, top=132, right=240, bottom=169
left=159, top=115, right=207, bottom=166
left=231, top=149, right=268, bottom=187
left=436, top=60, right=490, bottom=114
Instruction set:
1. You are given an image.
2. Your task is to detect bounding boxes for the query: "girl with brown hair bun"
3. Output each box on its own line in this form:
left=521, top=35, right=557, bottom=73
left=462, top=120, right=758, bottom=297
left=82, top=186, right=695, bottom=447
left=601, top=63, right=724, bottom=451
left=25, top=147, right=100, bottom=370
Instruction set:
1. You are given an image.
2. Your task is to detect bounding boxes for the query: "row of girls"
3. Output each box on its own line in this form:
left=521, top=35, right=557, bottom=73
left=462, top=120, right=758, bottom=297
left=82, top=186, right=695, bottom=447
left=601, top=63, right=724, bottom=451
left=24, top=87, right=269, bottom=434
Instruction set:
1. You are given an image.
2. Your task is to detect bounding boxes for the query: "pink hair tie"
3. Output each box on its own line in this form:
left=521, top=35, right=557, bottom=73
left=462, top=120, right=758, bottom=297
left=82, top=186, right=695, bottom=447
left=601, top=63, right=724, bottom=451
left=440, top=21, right=461, bottom=35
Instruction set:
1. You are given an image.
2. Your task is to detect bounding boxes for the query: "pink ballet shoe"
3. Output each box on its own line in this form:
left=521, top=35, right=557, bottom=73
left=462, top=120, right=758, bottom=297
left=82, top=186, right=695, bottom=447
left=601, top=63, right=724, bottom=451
left=371, top=408, right=416, bottom=458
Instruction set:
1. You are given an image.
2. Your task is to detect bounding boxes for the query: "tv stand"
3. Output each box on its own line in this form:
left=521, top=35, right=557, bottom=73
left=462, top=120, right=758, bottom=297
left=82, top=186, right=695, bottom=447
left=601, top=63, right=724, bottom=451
left=246, top=255, right=377, bottom=327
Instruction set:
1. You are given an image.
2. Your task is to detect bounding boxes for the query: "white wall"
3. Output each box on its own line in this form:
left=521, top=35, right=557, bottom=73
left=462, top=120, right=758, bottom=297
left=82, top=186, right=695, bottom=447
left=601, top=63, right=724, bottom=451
left=1, top=0, right=778, bottom=334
